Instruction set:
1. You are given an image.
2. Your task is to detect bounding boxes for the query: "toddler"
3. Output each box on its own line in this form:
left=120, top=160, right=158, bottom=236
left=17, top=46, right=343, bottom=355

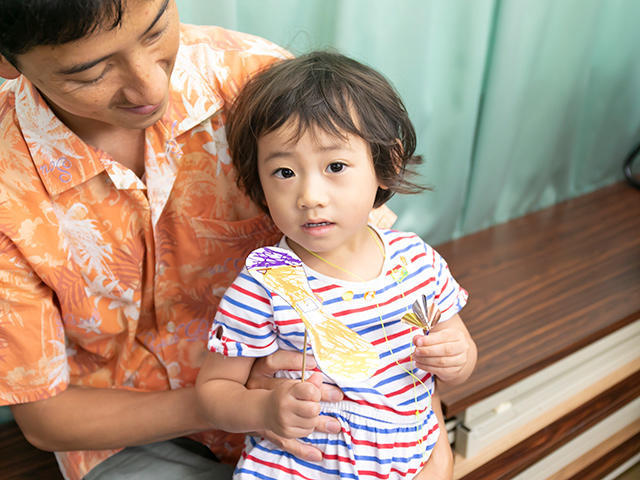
left=196, top=51, right=470, bottom=479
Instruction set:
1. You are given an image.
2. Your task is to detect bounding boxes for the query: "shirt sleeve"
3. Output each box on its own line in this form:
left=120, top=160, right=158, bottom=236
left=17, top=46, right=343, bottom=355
left=0, top=234, right=69, bottom=405
left=207, top=267, right=279, bottom=358
left=425, top=242, right=468, bottom=322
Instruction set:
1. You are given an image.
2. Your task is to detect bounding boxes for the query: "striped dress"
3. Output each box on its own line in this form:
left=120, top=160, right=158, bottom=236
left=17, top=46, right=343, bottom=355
left=207, top=227, right=468, bottom=479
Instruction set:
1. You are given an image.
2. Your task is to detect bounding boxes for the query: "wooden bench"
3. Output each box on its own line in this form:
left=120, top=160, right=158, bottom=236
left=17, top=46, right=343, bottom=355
left=436, top=181, right=640, bottom=478
left=2, top=181, right=638, bottom=479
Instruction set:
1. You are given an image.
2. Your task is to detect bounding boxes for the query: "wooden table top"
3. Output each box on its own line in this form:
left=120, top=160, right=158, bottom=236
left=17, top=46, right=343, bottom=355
left=435, top=181, right=640, bottom=416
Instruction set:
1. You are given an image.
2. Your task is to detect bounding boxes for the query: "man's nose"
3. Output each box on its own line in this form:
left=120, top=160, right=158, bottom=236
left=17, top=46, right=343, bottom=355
left=121, top=55, right=168, bottom=106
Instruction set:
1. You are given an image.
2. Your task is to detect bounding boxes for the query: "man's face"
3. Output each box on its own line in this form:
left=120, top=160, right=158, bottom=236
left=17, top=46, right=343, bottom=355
left=9, top=0, right=180, bottom=136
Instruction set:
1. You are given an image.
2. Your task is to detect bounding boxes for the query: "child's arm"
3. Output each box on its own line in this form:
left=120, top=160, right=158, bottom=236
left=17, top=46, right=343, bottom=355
left=412, top=314, right=477, bottom=385
left=196, top=351, right=322, bottom=438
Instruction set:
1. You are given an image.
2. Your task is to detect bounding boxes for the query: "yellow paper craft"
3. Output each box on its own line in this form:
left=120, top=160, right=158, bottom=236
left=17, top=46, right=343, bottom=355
left=246, top=247, right=380, bottom=383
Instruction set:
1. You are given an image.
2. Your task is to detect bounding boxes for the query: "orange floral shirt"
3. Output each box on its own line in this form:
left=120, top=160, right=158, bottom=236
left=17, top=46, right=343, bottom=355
left=0, top=24, right=287, bottom=480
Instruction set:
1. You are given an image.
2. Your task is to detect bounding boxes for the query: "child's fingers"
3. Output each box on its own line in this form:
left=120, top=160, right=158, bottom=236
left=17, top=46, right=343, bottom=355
left=248, top=351, right=317, bottom=390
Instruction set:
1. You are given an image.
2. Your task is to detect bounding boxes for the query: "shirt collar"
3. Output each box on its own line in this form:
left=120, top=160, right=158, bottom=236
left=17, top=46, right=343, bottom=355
left=14, top=37, right=223, bottom=197
left=15, top=77, right=108, bottom=196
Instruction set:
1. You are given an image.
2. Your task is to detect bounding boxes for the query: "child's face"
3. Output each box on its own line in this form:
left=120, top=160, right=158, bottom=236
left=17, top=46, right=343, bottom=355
left=258, top=121, right=385, bottom=257
left=3, top=0, right=179, bottom=136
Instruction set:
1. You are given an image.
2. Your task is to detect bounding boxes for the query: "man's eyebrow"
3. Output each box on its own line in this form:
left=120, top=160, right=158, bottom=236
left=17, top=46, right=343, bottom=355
left=142, top=0, right=170, bottom=37
left=58, top=55, right=111, bottom=75
left=57, top=0, right=170, bottom=75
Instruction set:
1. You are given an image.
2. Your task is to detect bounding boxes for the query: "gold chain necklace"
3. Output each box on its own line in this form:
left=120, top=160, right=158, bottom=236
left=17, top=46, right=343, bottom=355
left=297, top=226, right=431, bottom=437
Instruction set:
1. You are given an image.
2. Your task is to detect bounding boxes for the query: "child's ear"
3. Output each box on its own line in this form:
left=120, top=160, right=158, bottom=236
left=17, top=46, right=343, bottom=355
left=0, top=55, right=21, bottom=80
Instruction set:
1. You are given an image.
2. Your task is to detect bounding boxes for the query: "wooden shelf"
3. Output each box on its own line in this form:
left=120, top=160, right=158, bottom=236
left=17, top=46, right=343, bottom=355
left=436, top=182, right=640, bottom=417
left=458, top=370, right=640, bottom=479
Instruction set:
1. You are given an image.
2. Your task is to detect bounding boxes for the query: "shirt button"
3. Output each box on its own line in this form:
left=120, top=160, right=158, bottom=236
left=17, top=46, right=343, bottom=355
left=166, top=321, right=176, bottom=333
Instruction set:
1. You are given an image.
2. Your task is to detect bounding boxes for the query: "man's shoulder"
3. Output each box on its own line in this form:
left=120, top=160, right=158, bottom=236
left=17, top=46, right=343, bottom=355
left=0, top=81, right=28, bottom=161
left=179, top=23, right=289, bottom=58
left=174, top=24, right=290, bottom=107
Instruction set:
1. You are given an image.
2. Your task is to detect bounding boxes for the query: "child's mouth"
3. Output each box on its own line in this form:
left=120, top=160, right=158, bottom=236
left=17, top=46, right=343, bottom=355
left=303, top=221, right=333, bottom=228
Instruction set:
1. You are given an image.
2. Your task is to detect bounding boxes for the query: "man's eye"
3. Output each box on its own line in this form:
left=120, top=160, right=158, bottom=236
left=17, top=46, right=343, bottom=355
left=274, top=168, right=295, bottom=178
left=80, top=73, right=105, bottom=85
left=327, top=162, right=346, bottom=173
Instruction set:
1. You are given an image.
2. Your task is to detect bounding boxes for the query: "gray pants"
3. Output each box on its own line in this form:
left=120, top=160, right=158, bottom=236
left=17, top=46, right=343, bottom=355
left=83, top=438, right=235, bottom=479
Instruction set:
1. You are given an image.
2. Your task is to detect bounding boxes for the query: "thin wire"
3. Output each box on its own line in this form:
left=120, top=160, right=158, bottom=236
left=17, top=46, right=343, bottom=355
left=300, top=227, right=430, bottom=439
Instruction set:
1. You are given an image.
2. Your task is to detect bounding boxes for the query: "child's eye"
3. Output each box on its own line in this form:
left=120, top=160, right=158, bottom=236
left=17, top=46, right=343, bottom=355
left=274, top=167, right=295, bottom=179
left=327, top=162, right=346, bottom=173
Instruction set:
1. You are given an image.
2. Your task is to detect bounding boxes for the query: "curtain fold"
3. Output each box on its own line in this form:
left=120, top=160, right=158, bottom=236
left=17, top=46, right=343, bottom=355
left=179, top=0, right=639, bottom=243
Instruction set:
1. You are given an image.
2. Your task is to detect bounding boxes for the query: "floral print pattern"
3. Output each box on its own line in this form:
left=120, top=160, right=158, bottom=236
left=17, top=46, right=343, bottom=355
left=0, top=24, right=287, bottom=479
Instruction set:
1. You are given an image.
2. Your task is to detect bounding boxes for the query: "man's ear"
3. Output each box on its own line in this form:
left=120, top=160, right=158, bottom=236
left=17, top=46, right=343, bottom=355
left=0, top=54, right=21, bottom=80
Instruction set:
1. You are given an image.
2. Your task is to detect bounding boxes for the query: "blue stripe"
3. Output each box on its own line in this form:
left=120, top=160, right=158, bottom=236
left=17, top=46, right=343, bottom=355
left=238, top=272, right=272, bottom=297
left=390, top=241, right=422, bottom=260
left=223, top=295, right=271, bottom=318
left=398, top=389, right=432, bottom=406
left=379, top=342, right=412, bottom=359
left=373, top=371, right=412, bottom=389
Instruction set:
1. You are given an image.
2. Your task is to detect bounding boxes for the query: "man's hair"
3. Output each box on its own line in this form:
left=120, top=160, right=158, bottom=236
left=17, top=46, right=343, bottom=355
left=0, top=0, right=124, bottom=67
left=227, top=51, right=426, bottom=213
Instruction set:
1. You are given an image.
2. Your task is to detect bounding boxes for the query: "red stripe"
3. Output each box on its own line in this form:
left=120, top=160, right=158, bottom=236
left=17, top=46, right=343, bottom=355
left=242, top=453, right=319, bottom=479
left=230, top=283, right=270, bottom=304
left=388, top=233, right=416, bottom=245
left=371, top=326, right=414, bottom=346
left=319, top=452, right=356, bottom=465
left=334, top=277, right=434, bottom=317
left=275, top=318, right=304, bottom=326
left=371, top=355, right=413, bottom=377
left=341, top=422, right=439, bottom=450
left=410, top=251, right=426, bottom=263
left=342, top=396, right=429, bottom=416
left=223, top=335, right=277, bottom=351
left=217, top=307, right=270, bottom=329
left=437, top=277, right=450, bottom=297
left=385, top=372, right=432, bottom=398
left=313, top=284, right=341, bottom=293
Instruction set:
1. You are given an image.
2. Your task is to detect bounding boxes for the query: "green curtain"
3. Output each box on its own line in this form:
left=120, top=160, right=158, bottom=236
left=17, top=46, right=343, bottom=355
left=1, top=0, right=638, bottom=426
left=179, top=0, right=639, bottom=244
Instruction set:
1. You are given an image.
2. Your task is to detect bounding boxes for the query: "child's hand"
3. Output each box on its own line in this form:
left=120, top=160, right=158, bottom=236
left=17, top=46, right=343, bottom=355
left=263, top=372, right=323, bottom=438
left=412, top=314, right=477, bottom=385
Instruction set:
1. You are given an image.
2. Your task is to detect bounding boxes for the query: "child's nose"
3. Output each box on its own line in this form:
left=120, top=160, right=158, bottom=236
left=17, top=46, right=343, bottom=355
left=297, top=182, right=328, bottom=209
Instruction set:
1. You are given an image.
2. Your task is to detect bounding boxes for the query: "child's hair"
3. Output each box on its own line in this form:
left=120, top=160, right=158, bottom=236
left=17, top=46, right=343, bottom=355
left=0, top=0, right=124, bottom=67
left=227, top=51, right=426, bottom=213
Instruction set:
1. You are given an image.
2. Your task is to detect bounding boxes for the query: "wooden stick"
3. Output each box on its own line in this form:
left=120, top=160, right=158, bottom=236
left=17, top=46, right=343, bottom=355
left=301, top=329, right=308, bottom=382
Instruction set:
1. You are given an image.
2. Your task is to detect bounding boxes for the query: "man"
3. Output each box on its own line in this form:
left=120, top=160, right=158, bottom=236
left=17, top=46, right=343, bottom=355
left=0, top=1, right=476, bottom=478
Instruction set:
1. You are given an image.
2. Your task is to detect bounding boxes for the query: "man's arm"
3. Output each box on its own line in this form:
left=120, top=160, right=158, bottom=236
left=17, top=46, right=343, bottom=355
left=11, top=350, right=342, bottom=458
left=11, top=385, right=212, bottom=452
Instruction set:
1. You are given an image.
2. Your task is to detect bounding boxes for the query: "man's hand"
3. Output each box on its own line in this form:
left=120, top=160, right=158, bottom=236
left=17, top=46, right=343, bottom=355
left=369, top=205, right=397, bottom=229
left=412, top=314, right=477, bottom=385
left=248, top=350, right=343, bottom=462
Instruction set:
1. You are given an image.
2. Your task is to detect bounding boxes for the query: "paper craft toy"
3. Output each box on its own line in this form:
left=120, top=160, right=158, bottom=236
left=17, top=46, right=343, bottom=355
left=401, top=294, right=441, bottom=334
left=246, top=247, right=380, bottom=383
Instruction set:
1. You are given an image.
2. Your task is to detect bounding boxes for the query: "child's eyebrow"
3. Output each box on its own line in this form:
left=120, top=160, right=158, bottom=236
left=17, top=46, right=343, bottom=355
left=262, top=144, right=348, bottom=164
left=57, top=0, right=170, bottom=75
